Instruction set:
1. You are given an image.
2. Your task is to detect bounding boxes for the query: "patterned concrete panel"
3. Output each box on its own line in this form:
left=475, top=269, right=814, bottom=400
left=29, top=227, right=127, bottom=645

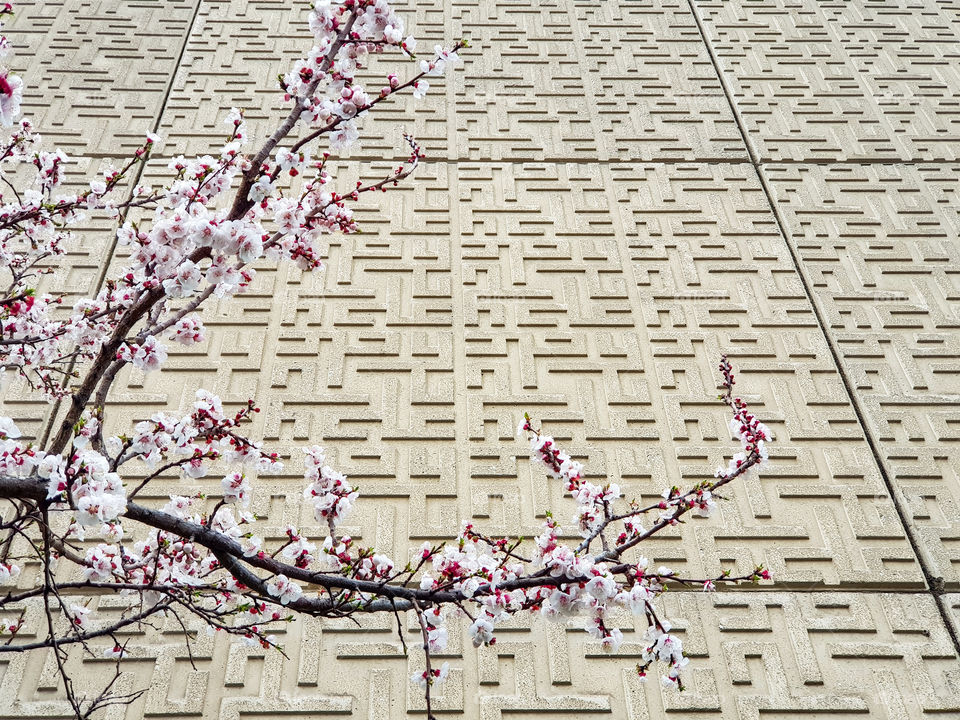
left=571, top=0, right=747, bottom=162
left=147, top=0, right=745, bottom=163
left=2, top=0, right=199, bottom=305
left=0, top=2, right=200, bottom=439
left=2, top=592, right=956, bottom=718
left=456, top=160, right=921, bottom=587
left=447, top=0, right=602, bottom=161
left=766, top=163, right=960, bottom=587
left=693, top=0, right=960, bottom=162
left=95, top=160, right=924, bottom=590
left=294, top=591, right=960, bottom=719
left=4, top=0, right=200, bottom=156
left=4, top=0, right=960, bottom=717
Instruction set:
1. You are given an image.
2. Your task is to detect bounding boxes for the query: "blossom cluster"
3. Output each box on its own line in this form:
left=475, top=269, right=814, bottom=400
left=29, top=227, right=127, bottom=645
left=303, top=445, right=358, bottom=530
left=0, top=0, right=460, bottom=406
left=279, top=0, right=460, bottom=151
left=519, top=415, right=622, bottom=539
left=717, top=354, right=771, bottom=477
left=0, top=1, right=775, bottom=716
left=0, top=367, right=771, bottom=706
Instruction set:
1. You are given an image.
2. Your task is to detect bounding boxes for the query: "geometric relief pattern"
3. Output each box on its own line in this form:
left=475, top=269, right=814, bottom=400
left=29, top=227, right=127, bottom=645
left=694, top=0, right=960, bottom=162
left=767, top=163, right=960, bottom=587
left=150, top=0, right=749, bottom=163
left=454, top=161, right=922, bottom=588
left=112, top=161, right=925, bottom=590
left=3, top=593, right=958, bottom=718
left=4, top=0, right=960, bottom=717
left=572, top=1, right=747, bottom=162
left=217, top=592, right=960, bottom=718
left=0, top=1, right=200, bottom=440
left=5, top=1, right=200, bottom=156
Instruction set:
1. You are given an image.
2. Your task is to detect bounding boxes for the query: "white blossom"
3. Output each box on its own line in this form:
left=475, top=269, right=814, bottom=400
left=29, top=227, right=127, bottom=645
left=266, top=574, right=302, bottom=605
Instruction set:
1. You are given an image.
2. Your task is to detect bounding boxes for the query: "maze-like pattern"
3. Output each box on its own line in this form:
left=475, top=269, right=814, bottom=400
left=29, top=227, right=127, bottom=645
left=101, top=160, right=925, bottom=589
left=694, top=0, right=960, bottom=162
left=571, top=0, right=747, bottom=162
left=2, top=0, right=960, bottom=717
left=454, top=161, right=922, bottom=586
left=154, top=0, right=747, bottom=163
left=0, top=2, right=200, bottom=438
left=5, top=1, right=200, bottom=157
left=2, top=592, right=957, bottom=718
left=766, top=163, right=960, bottom=587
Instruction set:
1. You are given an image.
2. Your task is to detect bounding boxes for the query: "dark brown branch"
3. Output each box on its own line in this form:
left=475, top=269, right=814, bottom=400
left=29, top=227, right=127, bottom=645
left=0, top=600, right=173, bottom=653
left=227, top=12, right=358, bottom=220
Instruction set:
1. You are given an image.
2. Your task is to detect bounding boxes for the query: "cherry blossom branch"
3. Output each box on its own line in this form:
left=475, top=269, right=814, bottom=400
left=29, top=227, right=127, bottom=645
left=411, top=597, right=442, bottom=720
left=0, top=599, right=173, bottom=652
left=284, top=40, right=468, bottom=161
left=227, top=11, right=358, bottom=220
left=0, top=1, right=779, bottom=717
left=0, top=358, right=771, bottom=716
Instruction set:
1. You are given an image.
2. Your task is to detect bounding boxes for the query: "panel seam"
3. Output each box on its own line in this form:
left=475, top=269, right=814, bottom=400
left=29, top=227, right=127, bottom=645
left=37, top=0, right=206, bottom=448
left=684, top=0, right=960, bottom=652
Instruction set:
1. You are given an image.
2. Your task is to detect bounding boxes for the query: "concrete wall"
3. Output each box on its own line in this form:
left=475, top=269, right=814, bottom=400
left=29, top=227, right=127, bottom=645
left=2, top=0, right=959, bottom=717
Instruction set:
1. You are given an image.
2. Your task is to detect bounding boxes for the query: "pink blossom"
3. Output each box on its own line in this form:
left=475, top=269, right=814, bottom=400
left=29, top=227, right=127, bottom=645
left=468, top=614, right=495, bottom=647
left=0, top=561, right=20, bottom=585
left=221, top=471, right=250, bottom=507
left=132, top=336, right=168, bottom=372
left=83, top=545, right=118, bottom=582
left=161, top=260, right=202, bottom=298
left=68, top=603, right=91, bottom=630
left=246, top=176, right=274, bottom=204
left=411, top=661, right=448, bottom=689
left=266, top=574, right=302, bottom=605
left=169, top=316, right=205, bottom=345
left=0, top=416, right=20, bottom=439
left=0, top=72, right=21, bottom=126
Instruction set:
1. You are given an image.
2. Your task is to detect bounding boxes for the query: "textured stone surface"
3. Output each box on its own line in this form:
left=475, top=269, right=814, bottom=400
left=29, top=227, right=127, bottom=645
left=102, top=160, right=925, bottom=589
left=767, top=163, right=960, bottom=587
left=0, top=1, right=201, bottom=439
left=946, top=594, right=960, bottom=646
left=2, top=592, right=958, bottom=718
left=6, top=0, right=200, bottom=156
left=694, top=0, right=960, bottom=162
left=3, top=0, right=960, bottom=717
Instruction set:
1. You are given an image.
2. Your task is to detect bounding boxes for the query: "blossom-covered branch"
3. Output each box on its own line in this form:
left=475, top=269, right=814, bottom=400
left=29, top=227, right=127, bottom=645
left=0, top=1, right=774, bottom=717
left=0, top=356, right=771, bottom=712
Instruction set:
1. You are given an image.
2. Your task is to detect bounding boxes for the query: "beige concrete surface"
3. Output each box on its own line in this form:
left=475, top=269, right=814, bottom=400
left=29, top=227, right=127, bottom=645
left=1, top=0, right=959, bottom=717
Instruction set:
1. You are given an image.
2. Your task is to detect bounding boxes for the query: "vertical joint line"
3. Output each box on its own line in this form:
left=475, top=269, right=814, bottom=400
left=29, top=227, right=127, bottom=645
left=92, top=0, right=205, bottom=296
left=684, top=0, right=959, bottom=652
left=37, top=0, right=205, bottom=448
